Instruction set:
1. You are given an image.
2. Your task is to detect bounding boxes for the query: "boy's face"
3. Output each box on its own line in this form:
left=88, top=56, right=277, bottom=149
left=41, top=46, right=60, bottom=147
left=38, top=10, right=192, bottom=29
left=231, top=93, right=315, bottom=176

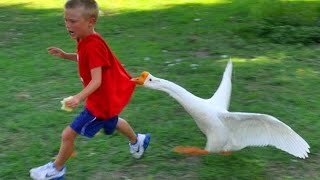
left=64, top=7, right=95, bottom=40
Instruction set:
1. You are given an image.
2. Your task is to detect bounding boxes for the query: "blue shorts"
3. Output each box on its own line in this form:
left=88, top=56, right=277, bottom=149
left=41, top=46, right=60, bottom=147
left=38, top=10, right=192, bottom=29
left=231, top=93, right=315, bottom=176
left=70, top=108, right=118, bottom=138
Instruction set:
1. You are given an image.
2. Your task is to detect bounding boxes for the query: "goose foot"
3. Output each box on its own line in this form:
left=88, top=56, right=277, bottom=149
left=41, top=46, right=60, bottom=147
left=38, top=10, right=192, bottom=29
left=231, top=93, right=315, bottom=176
left=173, top=146, right=209, bottom=155
left=219, top=151, right=232, bottom=156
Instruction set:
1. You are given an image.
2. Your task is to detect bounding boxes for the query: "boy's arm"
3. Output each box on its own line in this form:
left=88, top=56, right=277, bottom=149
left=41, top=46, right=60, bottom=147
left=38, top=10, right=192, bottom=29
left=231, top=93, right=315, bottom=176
left=65, top=67, right=102, bottom=108
left=61, top=53, right=77, bottom=61
left=47, top=47, right=77, bottom=61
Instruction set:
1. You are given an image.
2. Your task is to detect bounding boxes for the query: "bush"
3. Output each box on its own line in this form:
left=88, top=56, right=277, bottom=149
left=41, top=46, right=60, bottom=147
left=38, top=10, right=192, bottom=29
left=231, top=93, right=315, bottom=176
left=234, top=0, right=320, bottom=44
left=254, top=22, right=320, bottom=44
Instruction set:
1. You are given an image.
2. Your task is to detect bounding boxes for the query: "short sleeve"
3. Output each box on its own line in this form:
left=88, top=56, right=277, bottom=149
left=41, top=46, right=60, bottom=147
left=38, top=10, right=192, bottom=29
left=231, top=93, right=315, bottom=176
left=86, top=41, right=111, bottom=70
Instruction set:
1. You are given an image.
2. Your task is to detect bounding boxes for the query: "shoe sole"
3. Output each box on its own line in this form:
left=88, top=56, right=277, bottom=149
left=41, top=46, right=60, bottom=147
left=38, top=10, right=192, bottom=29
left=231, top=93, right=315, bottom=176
left=30, top=173, right=65, bottom=180
left=143, top=133, right=151, bottom=151
left=51, top=176, right=65, bottom=180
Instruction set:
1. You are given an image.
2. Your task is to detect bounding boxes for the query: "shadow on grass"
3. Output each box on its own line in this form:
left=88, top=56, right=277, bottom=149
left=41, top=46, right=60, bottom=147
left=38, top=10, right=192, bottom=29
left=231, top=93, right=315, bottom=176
left=1, top=1, right=320, bottom=179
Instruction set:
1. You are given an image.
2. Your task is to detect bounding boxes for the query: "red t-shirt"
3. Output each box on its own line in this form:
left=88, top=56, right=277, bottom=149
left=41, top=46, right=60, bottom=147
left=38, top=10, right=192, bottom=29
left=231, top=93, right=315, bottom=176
left=77, top=33, right=136, bottom=119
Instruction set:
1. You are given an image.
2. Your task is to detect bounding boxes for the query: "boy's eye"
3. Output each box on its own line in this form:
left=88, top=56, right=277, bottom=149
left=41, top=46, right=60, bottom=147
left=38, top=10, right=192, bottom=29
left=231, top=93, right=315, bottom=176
left=70, top=19, right=77, bottom=23
left=65, top=19, right=77, bottom=23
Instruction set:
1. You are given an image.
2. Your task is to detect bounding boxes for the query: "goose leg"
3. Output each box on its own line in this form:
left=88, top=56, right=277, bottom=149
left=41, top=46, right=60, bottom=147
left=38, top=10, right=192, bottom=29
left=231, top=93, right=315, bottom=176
left=173, top=146, right=209, bottom=155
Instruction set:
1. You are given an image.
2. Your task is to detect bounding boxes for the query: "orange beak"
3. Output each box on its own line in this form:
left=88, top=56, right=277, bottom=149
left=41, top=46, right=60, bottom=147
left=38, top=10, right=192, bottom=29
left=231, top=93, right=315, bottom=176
left=131, top=71, right=149, bottom=85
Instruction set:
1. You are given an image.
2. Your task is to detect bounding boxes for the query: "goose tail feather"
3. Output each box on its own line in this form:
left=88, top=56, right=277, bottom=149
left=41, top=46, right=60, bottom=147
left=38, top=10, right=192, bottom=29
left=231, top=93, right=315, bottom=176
left=208, top=60, right=233, bottom=111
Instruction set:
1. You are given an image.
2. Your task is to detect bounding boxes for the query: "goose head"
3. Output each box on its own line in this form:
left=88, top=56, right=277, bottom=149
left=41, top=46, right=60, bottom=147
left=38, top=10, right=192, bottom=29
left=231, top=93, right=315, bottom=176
left=132, top=71, right=161, bottom=90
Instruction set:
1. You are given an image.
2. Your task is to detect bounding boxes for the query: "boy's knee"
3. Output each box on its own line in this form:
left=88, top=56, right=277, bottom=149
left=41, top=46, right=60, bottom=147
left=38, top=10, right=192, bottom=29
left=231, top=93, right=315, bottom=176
left=61, top=127, right=77, bottom=142
left=117, top=118, right=128, bottom=126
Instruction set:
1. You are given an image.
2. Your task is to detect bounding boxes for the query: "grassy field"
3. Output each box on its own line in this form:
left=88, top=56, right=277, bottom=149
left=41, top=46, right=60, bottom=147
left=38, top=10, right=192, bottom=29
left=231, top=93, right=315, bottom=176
left=1, top=0, right=320, bottom=179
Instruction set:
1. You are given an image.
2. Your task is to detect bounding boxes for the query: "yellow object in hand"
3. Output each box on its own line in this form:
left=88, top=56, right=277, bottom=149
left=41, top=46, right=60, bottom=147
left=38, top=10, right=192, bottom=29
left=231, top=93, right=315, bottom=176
left=61, top=96, right=73, bottom=112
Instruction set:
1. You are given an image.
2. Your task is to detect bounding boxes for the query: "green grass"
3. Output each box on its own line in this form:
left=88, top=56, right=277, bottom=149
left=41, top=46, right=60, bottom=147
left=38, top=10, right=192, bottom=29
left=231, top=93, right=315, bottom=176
left=1, top=0, right=320, bottom=179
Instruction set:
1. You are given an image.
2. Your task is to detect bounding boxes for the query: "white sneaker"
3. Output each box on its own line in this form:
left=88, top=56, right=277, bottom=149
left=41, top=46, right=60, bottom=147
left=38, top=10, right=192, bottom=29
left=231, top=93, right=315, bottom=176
left=129, top=133, right=151, bottom=159
left=30, top=162, right=65, bottom=180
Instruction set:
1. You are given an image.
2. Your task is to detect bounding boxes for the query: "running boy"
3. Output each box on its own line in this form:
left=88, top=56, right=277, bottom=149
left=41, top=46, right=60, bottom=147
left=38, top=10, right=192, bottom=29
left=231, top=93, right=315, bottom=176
left=30, top=0, right=150, bottom=179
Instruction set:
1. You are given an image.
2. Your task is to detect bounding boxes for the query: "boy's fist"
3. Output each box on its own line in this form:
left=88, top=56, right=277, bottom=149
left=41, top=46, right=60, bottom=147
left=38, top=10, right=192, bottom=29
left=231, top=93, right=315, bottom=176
left=61, top=96, right=74, bottom=112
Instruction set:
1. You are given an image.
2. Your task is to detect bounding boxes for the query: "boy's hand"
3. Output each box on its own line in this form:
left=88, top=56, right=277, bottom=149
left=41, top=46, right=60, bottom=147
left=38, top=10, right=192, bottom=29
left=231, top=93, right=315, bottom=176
left=65, top=96, right=81, bottom=109
left=61, top=96, right=73, bottom=112
left=61, top=96, right=80, bottom=112
left=48, top=47, right=66, bottom=59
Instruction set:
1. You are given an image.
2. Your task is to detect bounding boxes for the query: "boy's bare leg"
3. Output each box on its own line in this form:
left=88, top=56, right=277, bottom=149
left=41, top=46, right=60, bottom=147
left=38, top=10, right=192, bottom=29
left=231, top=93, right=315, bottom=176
left=54, top=126, right=78, bottom=170
left=116, top=117, right=137, bottom=144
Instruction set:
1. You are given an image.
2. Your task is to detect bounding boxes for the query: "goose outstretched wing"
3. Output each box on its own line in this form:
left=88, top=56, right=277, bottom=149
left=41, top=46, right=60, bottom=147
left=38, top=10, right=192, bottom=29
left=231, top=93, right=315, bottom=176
left=219, top=112, right=310, bottom=158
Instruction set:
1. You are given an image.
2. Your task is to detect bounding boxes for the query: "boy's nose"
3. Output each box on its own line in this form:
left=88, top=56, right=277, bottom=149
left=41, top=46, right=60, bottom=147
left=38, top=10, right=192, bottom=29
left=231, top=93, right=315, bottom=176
left=65, top=23, right=70, bottom=29
left=64, top=20, right=70, bottom=28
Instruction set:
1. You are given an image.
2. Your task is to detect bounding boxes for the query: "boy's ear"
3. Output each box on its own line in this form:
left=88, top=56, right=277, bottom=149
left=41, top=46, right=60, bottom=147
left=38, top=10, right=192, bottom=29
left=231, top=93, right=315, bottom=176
left=88, top=16, right=97, bottom=26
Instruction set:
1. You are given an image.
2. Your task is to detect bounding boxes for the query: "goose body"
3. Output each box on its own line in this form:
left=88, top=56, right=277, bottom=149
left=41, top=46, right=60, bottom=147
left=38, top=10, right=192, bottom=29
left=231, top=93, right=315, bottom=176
left=132, top=61, right=310, bottom=159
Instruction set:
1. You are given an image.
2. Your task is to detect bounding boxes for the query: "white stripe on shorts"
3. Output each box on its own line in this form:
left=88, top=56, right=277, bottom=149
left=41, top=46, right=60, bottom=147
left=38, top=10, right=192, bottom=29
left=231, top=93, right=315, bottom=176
left=81, top=117, right=97, bottom=136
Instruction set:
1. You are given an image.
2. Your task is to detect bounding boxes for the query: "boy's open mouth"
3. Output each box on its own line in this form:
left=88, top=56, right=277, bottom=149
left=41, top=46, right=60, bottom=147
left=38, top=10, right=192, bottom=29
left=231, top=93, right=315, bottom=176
left=68, top=31, right=75, bottom=35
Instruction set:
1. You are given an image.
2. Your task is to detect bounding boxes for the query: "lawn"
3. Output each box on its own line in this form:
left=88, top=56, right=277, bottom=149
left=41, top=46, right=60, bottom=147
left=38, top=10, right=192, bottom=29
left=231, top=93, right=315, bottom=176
left=1, top=0, right=319, bottom=179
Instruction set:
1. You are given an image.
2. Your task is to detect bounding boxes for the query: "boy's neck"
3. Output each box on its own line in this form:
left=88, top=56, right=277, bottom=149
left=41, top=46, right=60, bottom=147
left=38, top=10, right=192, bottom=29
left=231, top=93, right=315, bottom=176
left=78, top=29, right=96, bottom=41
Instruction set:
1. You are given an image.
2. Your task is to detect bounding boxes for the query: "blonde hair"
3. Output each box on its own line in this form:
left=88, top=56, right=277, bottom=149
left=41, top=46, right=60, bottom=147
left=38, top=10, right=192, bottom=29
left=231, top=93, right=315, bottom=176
left=65, top=0, right=99, bottom=20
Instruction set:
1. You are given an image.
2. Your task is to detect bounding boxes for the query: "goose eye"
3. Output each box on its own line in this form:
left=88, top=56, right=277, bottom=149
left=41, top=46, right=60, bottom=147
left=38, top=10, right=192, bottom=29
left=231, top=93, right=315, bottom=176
left=149, top=79, right=152, bottom=81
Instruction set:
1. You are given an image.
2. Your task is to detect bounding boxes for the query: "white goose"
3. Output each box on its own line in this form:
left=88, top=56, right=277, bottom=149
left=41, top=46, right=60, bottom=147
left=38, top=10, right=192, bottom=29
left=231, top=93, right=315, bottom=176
left=132, top=61, right=310, bottom=159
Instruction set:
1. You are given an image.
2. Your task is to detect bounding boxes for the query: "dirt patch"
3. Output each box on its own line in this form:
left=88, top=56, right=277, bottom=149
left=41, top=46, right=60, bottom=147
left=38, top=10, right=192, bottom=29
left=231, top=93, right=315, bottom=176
left=193, top=50, right=210, bottom=58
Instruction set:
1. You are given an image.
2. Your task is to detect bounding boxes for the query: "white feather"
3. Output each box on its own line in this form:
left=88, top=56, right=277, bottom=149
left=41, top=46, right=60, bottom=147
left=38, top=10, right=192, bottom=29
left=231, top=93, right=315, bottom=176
left=219, top=112, right=310, bottom=158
